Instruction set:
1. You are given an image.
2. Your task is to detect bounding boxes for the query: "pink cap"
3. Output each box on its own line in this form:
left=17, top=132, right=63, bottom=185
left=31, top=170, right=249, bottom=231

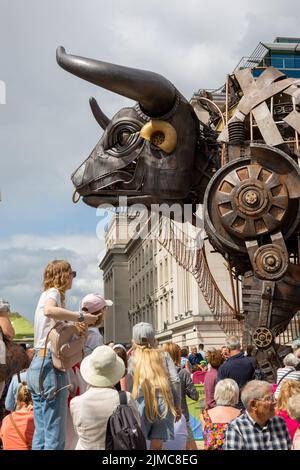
left=80, top=293, right=113, bottom=314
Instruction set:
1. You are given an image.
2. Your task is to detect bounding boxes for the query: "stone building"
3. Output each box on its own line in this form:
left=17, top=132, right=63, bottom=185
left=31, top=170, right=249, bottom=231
left=99, top=212, right=231, bottom=349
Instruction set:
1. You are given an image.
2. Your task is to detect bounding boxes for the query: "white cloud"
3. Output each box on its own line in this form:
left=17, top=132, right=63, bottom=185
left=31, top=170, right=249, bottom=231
left=0, top=233, right=106, bottom=322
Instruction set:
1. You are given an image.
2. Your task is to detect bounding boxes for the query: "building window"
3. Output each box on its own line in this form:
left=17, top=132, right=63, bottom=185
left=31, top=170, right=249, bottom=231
left=165, top=257, right=169, bottom=281
left=150, top=270, right=153, bottom=294
left=160, top=261, right=163, bottom=285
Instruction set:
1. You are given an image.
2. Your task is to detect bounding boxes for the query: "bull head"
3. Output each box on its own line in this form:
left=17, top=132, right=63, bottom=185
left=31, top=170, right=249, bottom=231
left=56, top=46, right=213, bottom=210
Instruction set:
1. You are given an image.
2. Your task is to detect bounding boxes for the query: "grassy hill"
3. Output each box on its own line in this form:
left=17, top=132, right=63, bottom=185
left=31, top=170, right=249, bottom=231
left=9, top=312, right=34, bottom=342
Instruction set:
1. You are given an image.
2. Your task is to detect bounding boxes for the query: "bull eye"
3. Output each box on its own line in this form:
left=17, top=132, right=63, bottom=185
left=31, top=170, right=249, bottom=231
left=106, top=119, right=143, bottom=157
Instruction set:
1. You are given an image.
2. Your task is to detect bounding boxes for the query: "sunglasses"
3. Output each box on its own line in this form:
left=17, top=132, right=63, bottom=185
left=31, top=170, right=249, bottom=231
left=71, top=271, right=77, bottom=278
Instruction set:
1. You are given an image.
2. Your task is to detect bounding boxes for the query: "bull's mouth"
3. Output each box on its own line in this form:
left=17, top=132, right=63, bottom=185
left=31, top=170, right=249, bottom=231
left=73, top=159, right=149, bottom=207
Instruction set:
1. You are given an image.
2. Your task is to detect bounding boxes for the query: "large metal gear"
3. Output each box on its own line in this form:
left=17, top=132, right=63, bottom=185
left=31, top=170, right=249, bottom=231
left=204, top=144, right=300, bottom=259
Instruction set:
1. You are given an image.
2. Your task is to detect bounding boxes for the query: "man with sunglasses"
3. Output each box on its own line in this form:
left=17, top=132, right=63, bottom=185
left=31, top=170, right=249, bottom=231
left=224, top=380, right=292, bottom=450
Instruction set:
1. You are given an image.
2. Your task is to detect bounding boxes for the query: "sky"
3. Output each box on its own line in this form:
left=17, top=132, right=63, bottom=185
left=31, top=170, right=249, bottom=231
left=1, top=0, right=300, bottom=321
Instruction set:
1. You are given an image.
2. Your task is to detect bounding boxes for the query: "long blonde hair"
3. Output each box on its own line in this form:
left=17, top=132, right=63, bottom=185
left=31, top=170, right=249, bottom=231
left=276, top=380, right=300, bottom=412
left=43, top=260, right=72, bottom=307
left=132, top=345, right=175, bottom=422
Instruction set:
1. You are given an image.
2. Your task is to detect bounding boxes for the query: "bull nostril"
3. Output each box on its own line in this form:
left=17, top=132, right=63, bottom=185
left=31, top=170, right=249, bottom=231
left=72, top=162, right=86, bottom=186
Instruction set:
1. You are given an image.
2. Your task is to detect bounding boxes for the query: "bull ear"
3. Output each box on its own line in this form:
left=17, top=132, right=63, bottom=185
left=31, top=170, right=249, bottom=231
left=89, top=97, right=110, bottom=130
left=56, top=46, right=176, bottom=117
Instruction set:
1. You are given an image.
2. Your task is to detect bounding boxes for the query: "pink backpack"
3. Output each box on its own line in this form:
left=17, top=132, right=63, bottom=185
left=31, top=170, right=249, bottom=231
left=48, top=321, right=85, bottom=371
left=38, top=322, right=86, bottom=398
left=41, top=321, right=85, bottom=372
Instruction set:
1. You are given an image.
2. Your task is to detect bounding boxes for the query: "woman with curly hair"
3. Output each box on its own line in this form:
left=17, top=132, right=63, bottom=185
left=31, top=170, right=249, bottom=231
left=27, top=260, right=97, bottom=450
left=275, top=379, right=300, bottom=441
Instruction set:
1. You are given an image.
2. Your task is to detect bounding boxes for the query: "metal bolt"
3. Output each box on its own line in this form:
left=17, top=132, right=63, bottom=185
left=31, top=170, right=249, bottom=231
left=244, top=190, right=258, bottom=205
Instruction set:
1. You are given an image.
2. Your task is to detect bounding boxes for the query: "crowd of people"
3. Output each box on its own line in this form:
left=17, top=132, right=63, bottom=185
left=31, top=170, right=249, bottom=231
left=1, top=258, right=300, bottom=451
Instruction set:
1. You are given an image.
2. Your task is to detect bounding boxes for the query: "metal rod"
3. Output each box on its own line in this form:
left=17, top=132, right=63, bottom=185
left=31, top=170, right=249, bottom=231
left=235, top=273, right=241, bottom=314
left=250, top=111, right=253, bottom=141
left=270, top=96, right=273, bottom=116
left=225, top=75, right=229, bottom=125
left=227, top=261, right=238, bottom=317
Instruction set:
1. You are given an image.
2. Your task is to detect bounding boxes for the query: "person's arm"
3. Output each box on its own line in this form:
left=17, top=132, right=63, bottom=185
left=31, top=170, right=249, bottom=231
left=185, top=360, right=192, bottom=373
left=120, top=375, right=127, bottom=391
left=204, top=370, right=217, bottom=409
left=224, top=422, right=244, bottom=450
left=183, top=370, right=199, bottom=402
left=164, top=353, right=181, bottom=410
left=0, top=312, right=15, bottom=339
left=44, top=298, right=99, bottom=325
left=5, top=376, right=18, bottom=411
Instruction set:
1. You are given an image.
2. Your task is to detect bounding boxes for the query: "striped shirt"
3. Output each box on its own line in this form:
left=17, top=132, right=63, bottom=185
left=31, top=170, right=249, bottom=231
left=275, top=367, right=300, bottom=398
left=224, top=411, right=292, bottom=450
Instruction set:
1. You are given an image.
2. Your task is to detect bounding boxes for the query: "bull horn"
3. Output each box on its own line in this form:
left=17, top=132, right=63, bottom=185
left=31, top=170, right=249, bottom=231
left=89, top=97, right=110, bottom=130
left=140, top=120, right=177, bottom=154
left=56, top=46, right=176, bottom=117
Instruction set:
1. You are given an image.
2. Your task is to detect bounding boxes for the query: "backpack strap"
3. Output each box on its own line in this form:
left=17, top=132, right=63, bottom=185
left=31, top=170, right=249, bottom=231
left=118, top=390, right=128, bottom=405
left=9, top=413, right=31, bottom=450
left=277, top=369, right=295, bottom=387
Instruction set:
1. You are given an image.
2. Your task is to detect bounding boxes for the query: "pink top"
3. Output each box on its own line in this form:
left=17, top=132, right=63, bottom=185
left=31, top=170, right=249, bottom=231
left=204, top=367, right=218, bottom=409
left=276, top=409, right=299, bottom=440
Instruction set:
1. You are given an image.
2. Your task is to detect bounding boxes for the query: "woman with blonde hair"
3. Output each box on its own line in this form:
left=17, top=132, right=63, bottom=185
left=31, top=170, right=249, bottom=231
left=26, top=260, right=98, bottom=450
left=287, top=393, right=300, bottom=449
left=0, top=382, right=34, bottom=450
left=130, top=323, right=181, bottom=450
left=162, top=342, right=199, bottom=450
left=275, top=379, right=300, bottom=440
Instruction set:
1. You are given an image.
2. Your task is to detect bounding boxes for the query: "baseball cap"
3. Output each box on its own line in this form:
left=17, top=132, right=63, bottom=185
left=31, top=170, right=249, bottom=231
left=132, top=322, right=155, bottom=346
left=199, top=360, right=207, bottom=366
left=80, top=293, right=113, bottom=314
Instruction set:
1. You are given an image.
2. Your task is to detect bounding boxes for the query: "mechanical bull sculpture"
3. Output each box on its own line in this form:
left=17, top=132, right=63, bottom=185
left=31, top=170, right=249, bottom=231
left=57, top=46, right=300, bottom=382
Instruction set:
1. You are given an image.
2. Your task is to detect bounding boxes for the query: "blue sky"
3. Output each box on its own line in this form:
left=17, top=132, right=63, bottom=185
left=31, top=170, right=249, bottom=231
left=1, top=0, right=300, bottom=321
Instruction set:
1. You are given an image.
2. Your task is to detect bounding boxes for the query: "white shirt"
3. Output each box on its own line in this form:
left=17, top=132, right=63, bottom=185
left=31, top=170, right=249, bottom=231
left=84, top=327, right=103, bottom=356
left=70, top=387, right=140, bottom=450
left=33, top=288, right=61, bottom=349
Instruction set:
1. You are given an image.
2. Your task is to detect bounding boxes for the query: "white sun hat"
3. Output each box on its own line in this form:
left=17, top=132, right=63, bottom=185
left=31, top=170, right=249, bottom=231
left=80, top=345, right=125, bottom=387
